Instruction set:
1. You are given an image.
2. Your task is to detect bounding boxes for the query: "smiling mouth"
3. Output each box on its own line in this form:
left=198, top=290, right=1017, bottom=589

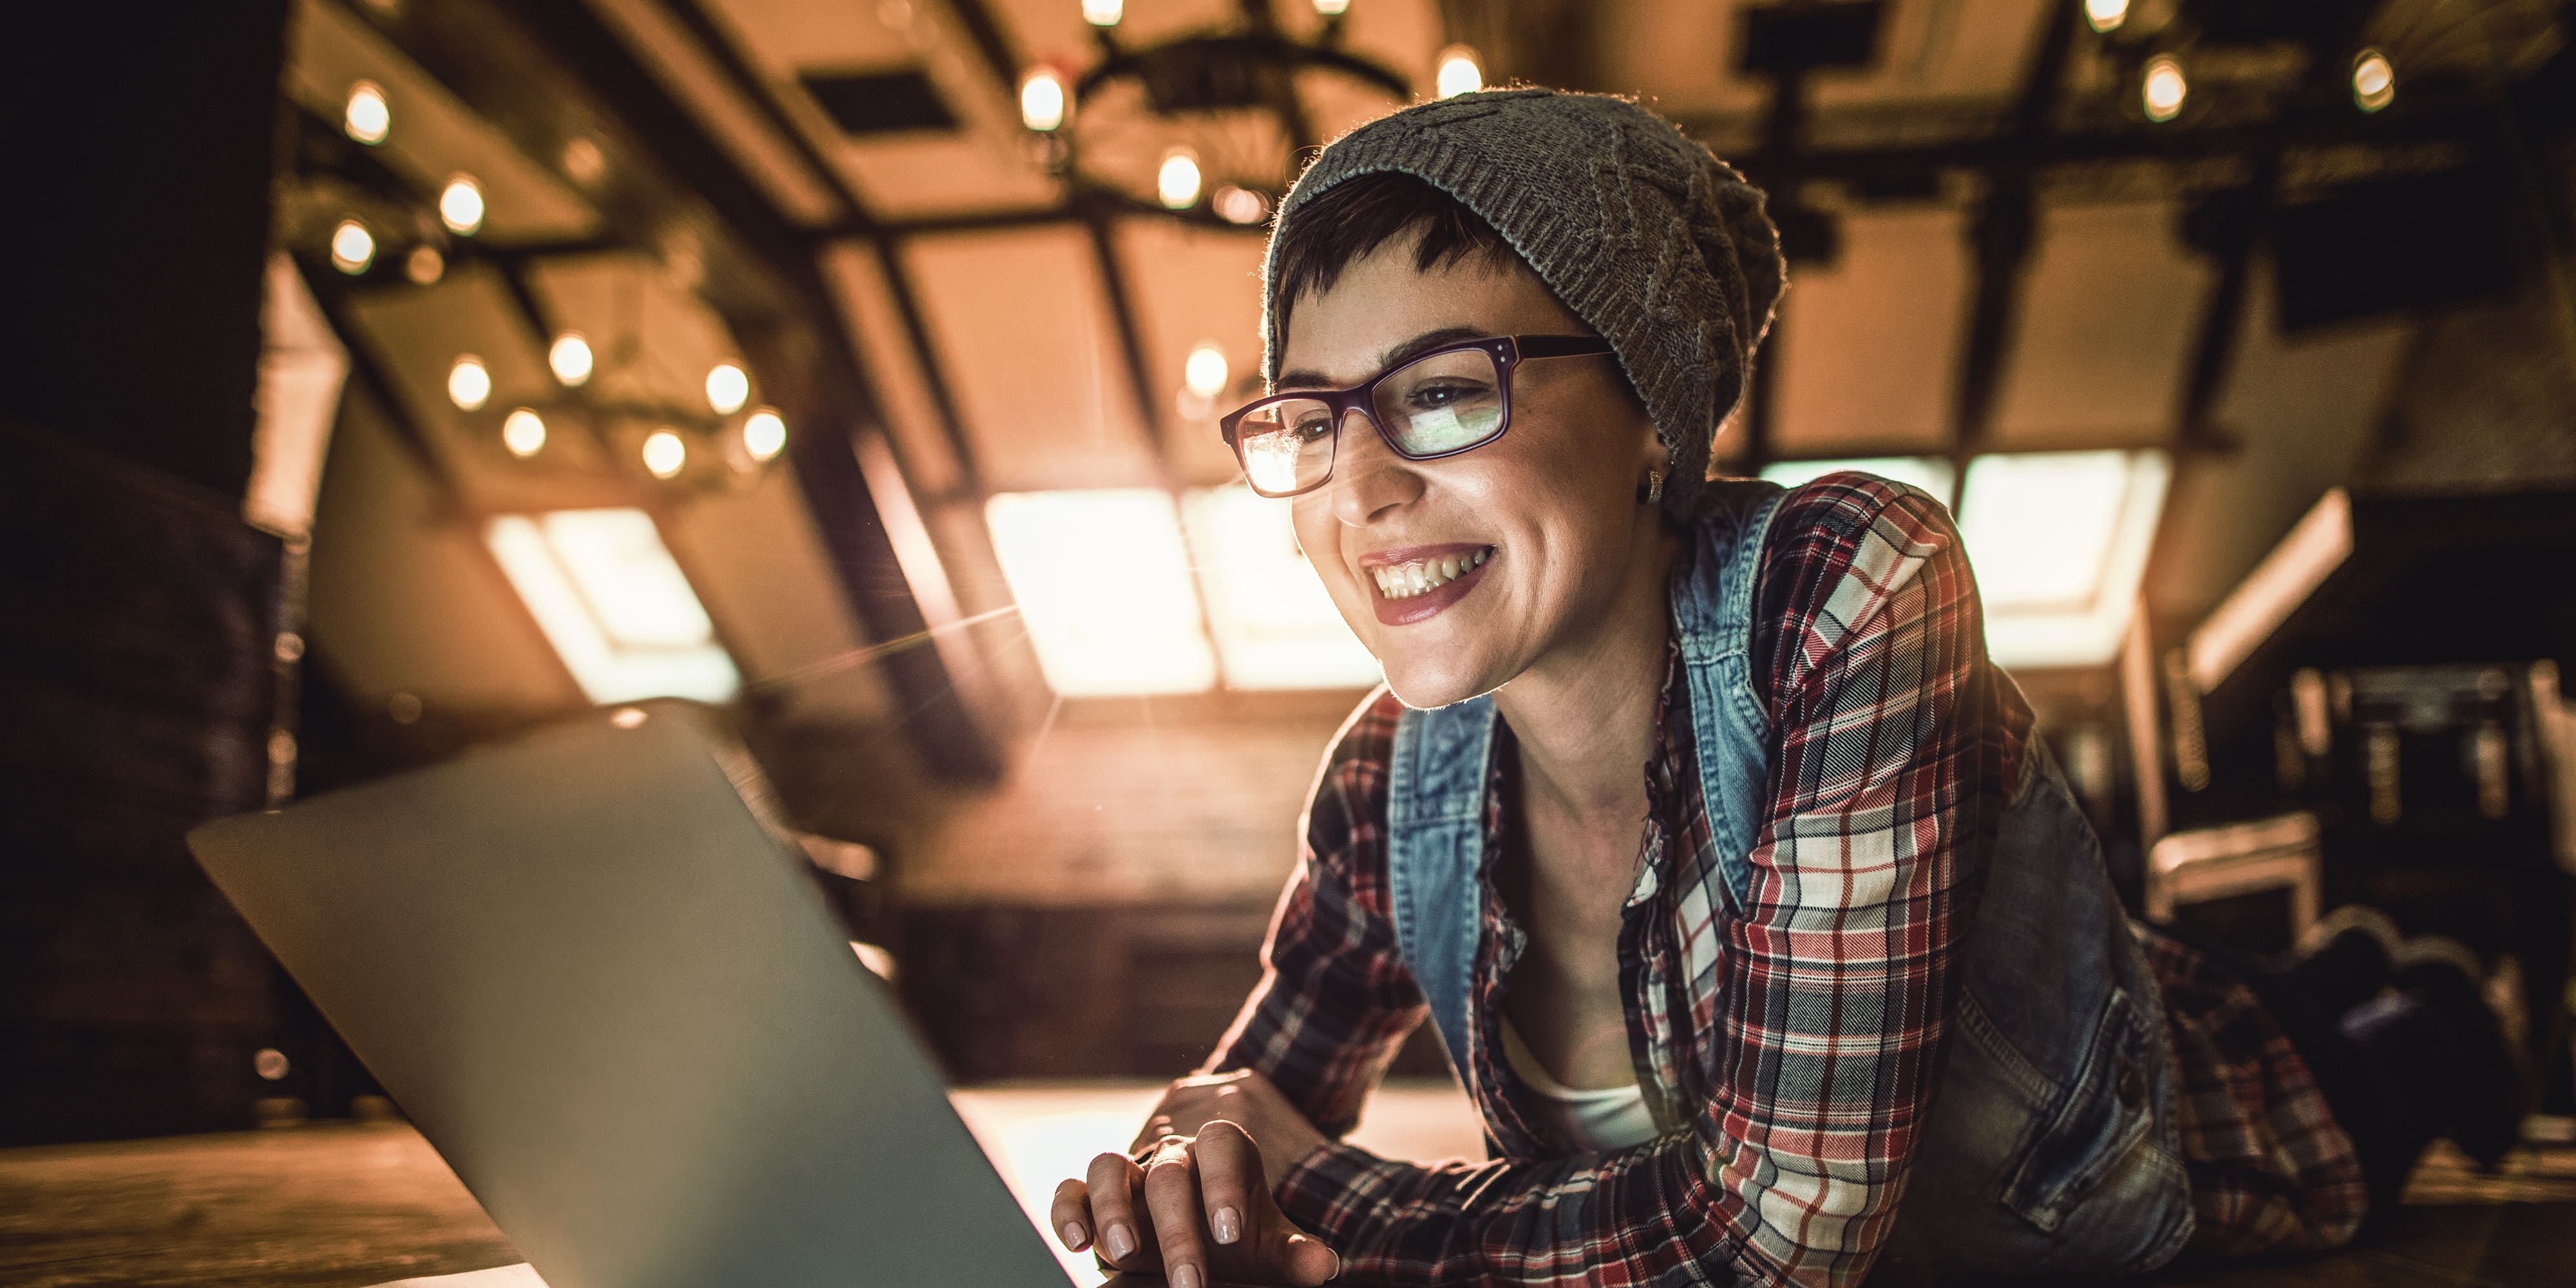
left=1369, top=547, right=1492, bottom=600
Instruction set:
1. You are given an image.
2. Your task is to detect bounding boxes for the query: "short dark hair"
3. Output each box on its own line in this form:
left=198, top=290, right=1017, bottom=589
left=1271, top=173, right=1520, bottom=337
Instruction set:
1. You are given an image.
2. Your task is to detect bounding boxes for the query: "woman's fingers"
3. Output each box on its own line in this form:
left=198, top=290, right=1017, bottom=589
left=1188, top=1121, right=1257, bottom=1248
left=1048, top=1177, right=1094, bottom=1252
left=1084, top=1151, right=1155, bottom=1269
left=1141, top=1139, right=1215, bottom=1288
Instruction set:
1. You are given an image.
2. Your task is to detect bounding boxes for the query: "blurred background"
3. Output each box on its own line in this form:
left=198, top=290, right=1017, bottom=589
left=5, top=0, right=2575, bottom=1150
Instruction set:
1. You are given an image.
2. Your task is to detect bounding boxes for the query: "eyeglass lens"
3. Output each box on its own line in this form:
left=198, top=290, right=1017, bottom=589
left=1234, top=346, right=1510, bottom=497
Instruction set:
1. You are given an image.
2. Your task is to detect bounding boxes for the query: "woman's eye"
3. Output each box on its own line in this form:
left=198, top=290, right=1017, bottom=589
left=1407, top=381, right=1490, bottom=411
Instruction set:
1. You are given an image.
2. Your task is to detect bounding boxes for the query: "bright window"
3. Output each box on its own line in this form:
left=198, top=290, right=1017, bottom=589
left=1956, top=450, right=2170, bottom=668
left=1759, top=455, right=1956, bottom=500
left=486, top=509, right=740, bottom=703
left=1183, top=486, right=1381, bottom=690
left=985, top=489, right=1219, bottom=696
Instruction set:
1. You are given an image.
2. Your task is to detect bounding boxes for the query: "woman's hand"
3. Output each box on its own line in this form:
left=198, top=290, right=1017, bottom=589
left=1049, top=1071, right=1340, bottom=1287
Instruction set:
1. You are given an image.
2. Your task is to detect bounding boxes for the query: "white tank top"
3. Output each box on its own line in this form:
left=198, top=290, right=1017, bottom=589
left=1497, top=1015, right=1659, bottom=1152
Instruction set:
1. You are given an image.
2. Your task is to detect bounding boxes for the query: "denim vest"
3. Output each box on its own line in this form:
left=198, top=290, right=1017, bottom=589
left=1385, top=480, right=2195, bottom=1278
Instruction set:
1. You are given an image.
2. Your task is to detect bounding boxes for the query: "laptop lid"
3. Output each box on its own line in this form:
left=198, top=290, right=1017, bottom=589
left=188, top=706, right=1070, bottom=1288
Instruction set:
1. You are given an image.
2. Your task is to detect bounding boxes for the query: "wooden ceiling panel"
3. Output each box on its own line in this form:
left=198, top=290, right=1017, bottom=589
left=1991, top=200, right=2215, bottom=448
left=820, top=240, right=969, bottom=497
left=1770, top=205, right=1969, bottom=456
left=1602, top=0, right=2048, bottom=121
left=900, top=225, right=1161, bottom=491
left=1110, top=219, right=1267, bottom=488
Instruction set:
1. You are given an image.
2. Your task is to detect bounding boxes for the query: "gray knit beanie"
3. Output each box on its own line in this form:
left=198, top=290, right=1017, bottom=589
left=1260, top=88, right=1785, bottom=521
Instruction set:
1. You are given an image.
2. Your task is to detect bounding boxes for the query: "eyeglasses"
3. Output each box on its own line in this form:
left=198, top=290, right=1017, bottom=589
left=1218, top=334, right=1615, bottom=498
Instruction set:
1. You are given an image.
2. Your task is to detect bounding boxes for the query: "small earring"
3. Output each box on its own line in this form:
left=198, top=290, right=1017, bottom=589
left=1638, top=467, right=1665, bottom=506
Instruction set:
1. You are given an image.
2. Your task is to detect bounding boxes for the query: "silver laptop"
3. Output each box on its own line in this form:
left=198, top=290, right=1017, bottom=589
left=188, top=706, right=1075, bottom=1288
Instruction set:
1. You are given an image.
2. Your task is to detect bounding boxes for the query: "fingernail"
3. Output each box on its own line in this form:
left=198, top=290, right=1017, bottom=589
left=1171, top=1265, right=1202, bottom=1288
left=1104, top=1222, right=1135, bottom=1262
left=1060, top=1220, right=1087, bottom=1250
left=1213, top=1205, right=1242, bottom=1245
left=1325, top=1247, right=1343, bottom=1280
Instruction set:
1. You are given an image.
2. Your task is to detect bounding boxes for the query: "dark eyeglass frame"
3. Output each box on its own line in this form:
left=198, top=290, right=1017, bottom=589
left=1217, top=334, right=1615, bottom=498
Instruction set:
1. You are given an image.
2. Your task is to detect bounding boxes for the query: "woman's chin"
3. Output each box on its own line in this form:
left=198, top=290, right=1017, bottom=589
left=1378, top=654, right=1502, bottom=712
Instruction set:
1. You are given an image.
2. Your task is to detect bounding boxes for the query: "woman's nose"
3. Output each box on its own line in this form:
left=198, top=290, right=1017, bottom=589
left=1329, top=409, right=1423, bottom=526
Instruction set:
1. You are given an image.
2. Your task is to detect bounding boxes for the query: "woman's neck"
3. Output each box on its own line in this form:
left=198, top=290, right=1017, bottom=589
left=1491, top=521, right=1681, bottom=828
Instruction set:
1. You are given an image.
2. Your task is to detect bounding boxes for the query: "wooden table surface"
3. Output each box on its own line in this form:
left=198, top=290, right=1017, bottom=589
left=3, top=1084, right=2570, bottom=1288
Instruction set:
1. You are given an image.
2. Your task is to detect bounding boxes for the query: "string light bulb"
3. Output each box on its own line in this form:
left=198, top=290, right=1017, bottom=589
left=2353, top=49, right=2394, bottom=113
left=2141, top=55, right=2188, bottom=122
left=447, top=355, right=491, bottom=411
left=642, top=430, right=687, bottom=478
left=743, top=408, right=787, bottom=462
left=1435, top=45, right=1483, bottom=99
left=1157, top=147, right=1202, bottom=210
left=439, top=175, right=485, bottom=236
left=549, top=333, right=594, bottom=386
left=2083, top=0, right=2127, bottom=33
left=1314, top=0, right=1349, bottom=14
left=1081, top=0, right=1121, bottom=26
left=344, top=81, right=390, bottom=144
left=1184, top=343, right=1230, bottom=400
left=1020, top=68, right=1067, bottom=131
left=705, top=362, right=750, bottom=415
left=502, top=408, right=547, bottom=457
left=329, top=220, right=375, bottom=274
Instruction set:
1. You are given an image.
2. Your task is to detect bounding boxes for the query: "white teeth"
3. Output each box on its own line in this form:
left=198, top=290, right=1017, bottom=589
left=1369, top=547, right=1493, bottom=600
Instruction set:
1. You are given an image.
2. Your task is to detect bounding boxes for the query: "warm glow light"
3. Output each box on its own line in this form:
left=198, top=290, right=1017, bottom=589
left=1183, top=343, right=1230, bottom=400
left=1435, top=45, right=1484, bottom=99
left=344, top=80, right=390, bottom=144
left=742, top=408, right=786, bottom=461
left=1081, top=0, right=1121, bottom=26
left=1211, top=184, right=1268, bottom=225
left=1956, top=450, right=2171, bottom=668
left=1157, top=148, right=1202, bottom=210
left=1184, top=486, right=1381, bottom=689
left=438, top=175, right=485, bottom=236
left=2083, top=0, right=2126, bottom=33
left=502, top=407, right=547, bottom=457
left=1314, top=0, right=1349, bottom=13
left=1759, top=455, right=1955, bottom=501
left=405, top=245, right=444, bottom=284
left=328, top=220, right=374, bottom=274
left=1019, top=68, right=1067, bottom=132
left=485, top=509, right=739, bottom=703
left=548, top=332, right=594, bottom=386
left=2143, top=55, right=2188, bottom=122
left=2353, top=49, right=2395, bottom=112
left=446, top=355, right=491, bottom=410
left=705, top=362, right=750, bottom=415
left=642, top=430, right=687, bottom=478
left=985, top=490, right=1218, bottom=696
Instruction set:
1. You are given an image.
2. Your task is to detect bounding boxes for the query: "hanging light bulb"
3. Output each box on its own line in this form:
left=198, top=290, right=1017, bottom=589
left=328, top=220, right=375, bottom=275
left=344, top=81, right=390, bottom=144
left=2353, top=49, right=2395, bottom=113
left=1019, top=68, right=1068, bottom=132
left=439, top=175, right=485, bottom=236
left=2141, top=55, right=2188, bottom=122
left=1435, top=45, right=1484, bottom=99
left=742, top=408, right=787, bottom=462
left=447, top=355, right=491, bottom=411
left=1183, top=343, right=1229, bottom=400
left=502, top=408, right=547, bottom=457
left=1157, top=147, right=1202, bottom=210
left=405, top=245, right=444, bottom=285
left=1081, top=0, right=1121, bottom=26
left=549, top=332, right=594, bottom=386
left=2083, top=0, right=2127, bottom=33
left=705, top=362, right=750, bottom=415
left=1314, top=0, right=1350, bottom=14
left=642, top=430, right=687, bottom=478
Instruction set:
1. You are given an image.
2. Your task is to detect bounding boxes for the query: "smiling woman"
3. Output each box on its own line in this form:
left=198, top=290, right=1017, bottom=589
left=1041, top=89, right=2515, bottom=1288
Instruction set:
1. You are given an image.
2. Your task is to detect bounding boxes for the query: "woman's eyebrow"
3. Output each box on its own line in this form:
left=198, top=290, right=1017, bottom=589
left=1276, top=326, right=1489, bottom=391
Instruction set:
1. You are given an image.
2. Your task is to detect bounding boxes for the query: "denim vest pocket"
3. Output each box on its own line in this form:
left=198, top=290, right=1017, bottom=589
left=1996, top=985, right=2155, bottom=1234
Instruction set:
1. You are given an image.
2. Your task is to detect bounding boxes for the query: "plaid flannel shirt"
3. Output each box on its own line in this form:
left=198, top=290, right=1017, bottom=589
left=1208, top=475, right=2363, bottom=1286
